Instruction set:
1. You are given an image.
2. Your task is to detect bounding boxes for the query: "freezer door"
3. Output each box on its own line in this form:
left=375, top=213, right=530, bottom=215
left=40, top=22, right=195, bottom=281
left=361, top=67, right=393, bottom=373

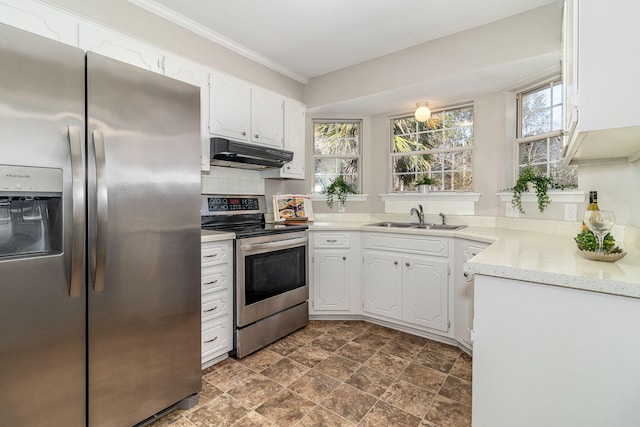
left=0, top=24, right=86, bottom=426
left=86, top=52, right=201, bottom=427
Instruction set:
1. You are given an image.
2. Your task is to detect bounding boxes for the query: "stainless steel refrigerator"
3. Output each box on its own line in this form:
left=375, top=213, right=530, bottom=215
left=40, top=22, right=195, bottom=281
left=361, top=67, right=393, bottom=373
left=0, top=23, right=202, bottom=426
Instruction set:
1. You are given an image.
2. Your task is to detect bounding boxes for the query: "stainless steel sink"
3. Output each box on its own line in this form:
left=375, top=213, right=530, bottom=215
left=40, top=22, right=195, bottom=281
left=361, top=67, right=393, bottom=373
left=412, top=223, right=466, bottom=230
left=366, top=222, right=415, bottom=228
left=364, top=222, right=466, bottom=231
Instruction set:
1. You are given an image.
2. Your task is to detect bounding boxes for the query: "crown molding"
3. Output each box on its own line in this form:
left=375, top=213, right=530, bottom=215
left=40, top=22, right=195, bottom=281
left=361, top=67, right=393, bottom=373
left=128, top=0, right=309, bottom=84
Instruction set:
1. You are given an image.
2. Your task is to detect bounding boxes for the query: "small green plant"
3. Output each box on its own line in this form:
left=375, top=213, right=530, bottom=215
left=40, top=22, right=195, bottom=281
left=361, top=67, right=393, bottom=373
left=511, top=165, right=553, bottom=214
left=323, top=175, right=357, bottom=208
left=415, top=176, right=437, bottom=186
left=575, top=229, right=620, bottom=253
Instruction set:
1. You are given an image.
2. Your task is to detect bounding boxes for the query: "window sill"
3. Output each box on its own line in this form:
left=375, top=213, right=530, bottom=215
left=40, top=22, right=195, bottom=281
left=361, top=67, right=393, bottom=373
left=310, top=193, right=368, bottom=203
left=380, top=192, right=481, bottom=202
left=497, top=190, right=585, bottom=203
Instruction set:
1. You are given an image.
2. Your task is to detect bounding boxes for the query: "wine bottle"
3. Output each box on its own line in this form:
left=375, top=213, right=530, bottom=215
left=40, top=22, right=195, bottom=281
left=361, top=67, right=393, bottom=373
left=582, top=191, right=599, bottom=230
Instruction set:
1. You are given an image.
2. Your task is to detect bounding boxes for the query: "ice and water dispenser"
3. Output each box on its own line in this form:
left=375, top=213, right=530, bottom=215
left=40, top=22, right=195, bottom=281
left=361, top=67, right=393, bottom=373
left=0, top=165, right=63, bottom=259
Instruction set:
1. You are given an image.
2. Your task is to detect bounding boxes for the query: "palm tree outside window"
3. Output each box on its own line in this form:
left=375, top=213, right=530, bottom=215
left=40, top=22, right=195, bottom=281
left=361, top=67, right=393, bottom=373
left=313, top=120, right=362, bottom=193
left=390, top=105, right=474, bottom=192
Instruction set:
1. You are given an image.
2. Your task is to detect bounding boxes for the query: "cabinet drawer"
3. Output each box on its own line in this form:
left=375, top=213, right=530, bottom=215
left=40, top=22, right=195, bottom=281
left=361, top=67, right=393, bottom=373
left=464, top=242, right=488, bottom=261
left=202, top=291, right=229, bottom=321
left=202, top=317, right=230, bottom=358
left=313, top=232, right=350, bottom=248
left=363, top=233, right=448, bottom=257
left=201, top=241, right=230, bottom=266
left=201, top=264, right=230, bottom=293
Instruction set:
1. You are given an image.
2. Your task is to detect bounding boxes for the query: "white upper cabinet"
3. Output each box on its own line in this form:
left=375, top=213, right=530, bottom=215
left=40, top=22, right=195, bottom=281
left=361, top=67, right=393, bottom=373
left=78, top=23, right=164, bottom=73
left=0, top=0, right=78, bottom=46
left=262, top=99, right=306, bottom=179
left=164, top=55, right=211, bottom=171
left=563, top=0, right=640, bottom=165
left=209, top=71, right=251, bottom=142
left=250, top=88, right=284, bottom=148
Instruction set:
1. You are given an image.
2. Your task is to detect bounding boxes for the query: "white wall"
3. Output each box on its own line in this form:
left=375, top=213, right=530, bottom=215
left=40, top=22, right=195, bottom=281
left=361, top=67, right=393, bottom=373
left=45, top=0, right=305, bottom=101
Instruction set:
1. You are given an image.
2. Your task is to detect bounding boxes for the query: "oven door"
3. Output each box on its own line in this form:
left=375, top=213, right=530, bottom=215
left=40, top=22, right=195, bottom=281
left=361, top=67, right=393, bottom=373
left=236, top=230, right=308, bottom=328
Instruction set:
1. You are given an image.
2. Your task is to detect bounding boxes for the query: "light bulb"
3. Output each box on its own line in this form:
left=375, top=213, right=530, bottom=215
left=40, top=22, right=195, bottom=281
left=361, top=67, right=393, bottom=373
left=414, top=102, right=431, bottom=122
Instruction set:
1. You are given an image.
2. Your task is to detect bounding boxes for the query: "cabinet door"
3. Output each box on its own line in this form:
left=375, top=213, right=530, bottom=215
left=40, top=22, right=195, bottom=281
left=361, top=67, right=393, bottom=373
left=79, top=23, right=163, bottom=73
left=312, top=250, right=350, bottom=311
left=209, top=72, right=250, bottom=141
left=282, top=100, right=306, bottom=178
left=0, top=0, right=78, bottom=46
left=362, top=251, right=402, bottom=320
left=164, top=55, right=211, bottom=171
left=402, top=256, right=449, bottom=332
left=250, top=88, right=284, bottom=148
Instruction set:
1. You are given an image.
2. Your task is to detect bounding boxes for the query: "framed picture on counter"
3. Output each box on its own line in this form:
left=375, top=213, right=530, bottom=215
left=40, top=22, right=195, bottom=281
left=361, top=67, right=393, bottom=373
left=272, top=194, right=313, bottom=223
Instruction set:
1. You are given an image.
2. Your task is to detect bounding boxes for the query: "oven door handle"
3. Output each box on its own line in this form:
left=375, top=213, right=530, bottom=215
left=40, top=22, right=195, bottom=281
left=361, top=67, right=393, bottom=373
left=240, top=236, right=307, bottom=253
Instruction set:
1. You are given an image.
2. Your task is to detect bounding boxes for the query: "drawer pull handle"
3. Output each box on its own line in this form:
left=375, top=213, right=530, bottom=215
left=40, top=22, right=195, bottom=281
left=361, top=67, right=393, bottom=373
left=204, top=336, right=218, bottom=344
left=204, top=306, right=218, bottom=313
left=204, top=280, right=218, bottom=286
left=203, top=254, right=218, bottom=258
left=326, top=239, right=337, bottom=243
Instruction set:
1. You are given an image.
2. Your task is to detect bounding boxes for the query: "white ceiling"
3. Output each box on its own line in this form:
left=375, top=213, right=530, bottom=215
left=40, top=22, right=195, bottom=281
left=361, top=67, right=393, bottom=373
left=132, top=0, right=559, bottom=83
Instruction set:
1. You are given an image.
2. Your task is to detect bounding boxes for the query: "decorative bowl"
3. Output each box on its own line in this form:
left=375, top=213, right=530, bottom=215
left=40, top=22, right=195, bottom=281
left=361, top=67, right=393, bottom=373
left=578, top=249, right=627, bottom=262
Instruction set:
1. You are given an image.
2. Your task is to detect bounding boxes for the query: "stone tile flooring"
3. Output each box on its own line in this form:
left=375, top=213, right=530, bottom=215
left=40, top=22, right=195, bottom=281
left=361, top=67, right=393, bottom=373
left=150, top=320, right=472, bottom=427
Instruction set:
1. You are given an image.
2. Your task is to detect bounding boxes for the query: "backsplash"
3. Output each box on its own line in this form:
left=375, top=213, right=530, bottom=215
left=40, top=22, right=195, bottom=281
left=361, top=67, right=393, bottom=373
left=201, top=167, right=265, bottom=195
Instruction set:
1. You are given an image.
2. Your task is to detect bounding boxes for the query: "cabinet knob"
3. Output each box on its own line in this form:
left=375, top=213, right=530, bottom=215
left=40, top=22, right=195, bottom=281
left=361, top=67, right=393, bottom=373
left=463, top=272, right=469, bottom=278
left=254, top=134, right=259, bottom=138
left=241, top=131, right=247, bottom=136
left=286, top=166, right=291, bottom=170
left=405, top=262, right=410, bottom=267
left=394, top=260, right=399, bottom=265
left=342, top=256, right=347, bottom=261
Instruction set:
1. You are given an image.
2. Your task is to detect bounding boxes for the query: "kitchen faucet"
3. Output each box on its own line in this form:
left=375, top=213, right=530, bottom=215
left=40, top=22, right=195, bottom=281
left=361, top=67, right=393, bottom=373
left=439, top=212, right=447, bottom=226
left=410, top=204, right=424, bottom=224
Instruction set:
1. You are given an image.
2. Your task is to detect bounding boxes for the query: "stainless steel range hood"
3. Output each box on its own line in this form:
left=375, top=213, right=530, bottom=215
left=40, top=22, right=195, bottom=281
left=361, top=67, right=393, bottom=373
left=210, top=137, right=293, bottom=170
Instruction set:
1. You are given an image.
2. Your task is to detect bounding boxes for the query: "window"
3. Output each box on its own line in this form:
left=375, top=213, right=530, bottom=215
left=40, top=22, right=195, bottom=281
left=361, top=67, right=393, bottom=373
left=390, top=105, right=473, bottom=192
left=517, top=80, right=577, bottom=186
left=313, top=120, right=361, bottom=193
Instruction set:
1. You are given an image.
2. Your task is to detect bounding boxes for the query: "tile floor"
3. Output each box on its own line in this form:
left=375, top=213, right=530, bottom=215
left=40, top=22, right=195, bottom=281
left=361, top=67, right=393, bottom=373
left=150, top=320, right=472, bottom=427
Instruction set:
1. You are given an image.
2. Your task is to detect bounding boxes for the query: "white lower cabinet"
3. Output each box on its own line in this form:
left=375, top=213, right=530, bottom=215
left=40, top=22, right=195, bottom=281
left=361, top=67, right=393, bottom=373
left=362, top=233, right=451, bottom=334
left=200, top=240, right=233, bottom=368
left=310, top=231, right=360, bottom=315
left=454, top=239, right=489, bottom=349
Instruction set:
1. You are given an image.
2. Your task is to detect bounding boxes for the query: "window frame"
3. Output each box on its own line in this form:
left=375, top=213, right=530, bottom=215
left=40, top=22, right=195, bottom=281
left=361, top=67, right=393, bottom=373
left=389, top=103, right=474, bottom=193
left=515, top=78, right=574, bottom=183
left=312, top=119, right=363, bottom=194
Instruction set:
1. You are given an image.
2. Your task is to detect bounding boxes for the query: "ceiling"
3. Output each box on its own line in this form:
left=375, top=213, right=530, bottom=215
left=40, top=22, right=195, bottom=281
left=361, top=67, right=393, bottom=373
left=132, top=0, right=560, bottom=83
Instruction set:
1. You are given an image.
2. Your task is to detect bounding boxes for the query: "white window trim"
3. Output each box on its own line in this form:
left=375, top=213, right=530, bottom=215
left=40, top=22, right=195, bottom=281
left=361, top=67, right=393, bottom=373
left=389, top=104, right=474, bottom=193
left=496, top=190, right=585, bottom=204
left=380, top=192, right=480, bottom=202
left=312, top=119, right=363, bottom=194
left=310, top=193, right=368, bottom=202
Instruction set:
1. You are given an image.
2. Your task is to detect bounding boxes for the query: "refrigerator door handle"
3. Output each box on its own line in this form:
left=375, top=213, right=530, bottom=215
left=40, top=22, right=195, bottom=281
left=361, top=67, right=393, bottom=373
left=68, top=125, right=85, bottom=298
left=91, top=129, right=108, bottom=293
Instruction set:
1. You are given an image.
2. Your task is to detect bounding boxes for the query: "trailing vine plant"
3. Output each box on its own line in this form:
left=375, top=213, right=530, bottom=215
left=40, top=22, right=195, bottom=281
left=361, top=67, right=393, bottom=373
left=324, top=175, right=357, bottom=208
left=511, top=165, right=553, bottom=214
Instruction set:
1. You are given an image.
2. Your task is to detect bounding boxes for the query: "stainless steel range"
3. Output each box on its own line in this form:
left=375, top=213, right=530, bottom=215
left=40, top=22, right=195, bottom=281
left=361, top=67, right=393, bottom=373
left=201, top=195, right=309, bottom=358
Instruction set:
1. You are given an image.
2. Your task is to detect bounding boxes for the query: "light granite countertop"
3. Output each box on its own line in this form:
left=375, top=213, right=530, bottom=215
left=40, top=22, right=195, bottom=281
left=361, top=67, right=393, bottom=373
left=308, top=219, right=640, bottom=299
left=201, top=230, right=235, bottom=243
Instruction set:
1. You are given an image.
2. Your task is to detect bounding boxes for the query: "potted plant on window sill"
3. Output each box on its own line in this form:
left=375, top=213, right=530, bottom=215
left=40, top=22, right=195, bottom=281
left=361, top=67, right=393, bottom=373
left=414, top=176, right=437, bottom=194
left=324, top=175, right=357, bottom=210
left=511, top=165, right=553, bottom=214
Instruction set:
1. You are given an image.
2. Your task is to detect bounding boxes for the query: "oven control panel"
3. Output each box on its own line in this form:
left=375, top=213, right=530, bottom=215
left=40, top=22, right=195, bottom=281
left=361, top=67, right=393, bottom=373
left=202, top=195, right=264, bottom=214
